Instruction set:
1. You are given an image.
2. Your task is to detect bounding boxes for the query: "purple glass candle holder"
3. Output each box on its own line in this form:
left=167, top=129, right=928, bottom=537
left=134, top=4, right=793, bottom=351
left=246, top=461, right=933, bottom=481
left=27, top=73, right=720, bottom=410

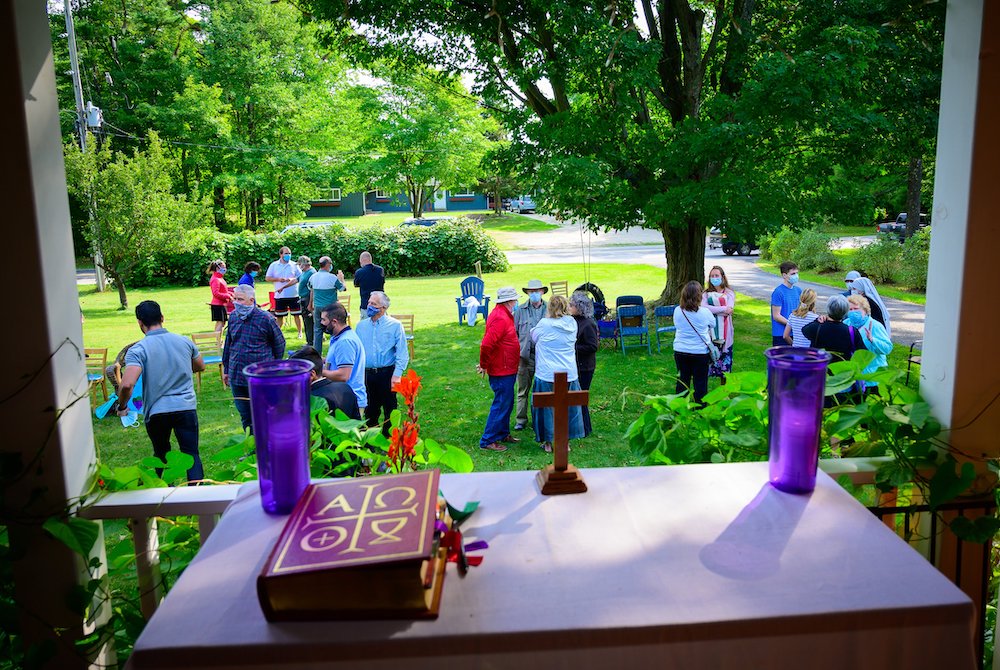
left=765, top=347, right=831, bottom=494
left=244, top=359, right=313, bottom=514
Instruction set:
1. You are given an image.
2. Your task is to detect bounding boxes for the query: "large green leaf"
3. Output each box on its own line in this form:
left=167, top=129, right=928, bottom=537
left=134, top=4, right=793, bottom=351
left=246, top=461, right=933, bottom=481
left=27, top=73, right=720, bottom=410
left=42, top=517, right=101, bottom=558
left=949, top=515, right=1000, bottom=544
left=928, top=458, right=976, bottom=509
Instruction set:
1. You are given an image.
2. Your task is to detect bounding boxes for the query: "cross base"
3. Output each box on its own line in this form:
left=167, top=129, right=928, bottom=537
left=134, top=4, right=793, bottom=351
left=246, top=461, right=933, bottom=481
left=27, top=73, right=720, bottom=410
left=536, top=464, right=588, bottom=495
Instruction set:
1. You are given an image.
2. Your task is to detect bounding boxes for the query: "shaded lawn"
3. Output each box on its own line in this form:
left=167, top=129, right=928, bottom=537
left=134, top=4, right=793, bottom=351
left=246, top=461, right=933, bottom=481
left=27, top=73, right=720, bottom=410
left=82, top=262, right=918, bottom=477
left=756, top=256, right=927, bottom=305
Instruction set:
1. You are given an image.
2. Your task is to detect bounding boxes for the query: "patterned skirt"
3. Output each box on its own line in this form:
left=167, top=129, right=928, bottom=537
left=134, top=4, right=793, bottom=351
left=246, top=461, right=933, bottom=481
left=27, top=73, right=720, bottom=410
left=709, top=344, right=733, bottom=377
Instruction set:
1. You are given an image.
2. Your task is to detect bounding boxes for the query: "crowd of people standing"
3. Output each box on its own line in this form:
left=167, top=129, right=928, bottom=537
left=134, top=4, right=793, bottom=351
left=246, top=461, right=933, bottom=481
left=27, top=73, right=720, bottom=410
left=104, top=246, right=899, bottom=481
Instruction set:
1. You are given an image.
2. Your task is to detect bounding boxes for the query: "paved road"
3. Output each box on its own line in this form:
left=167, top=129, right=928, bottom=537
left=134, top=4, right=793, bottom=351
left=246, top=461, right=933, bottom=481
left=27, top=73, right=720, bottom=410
left=507, top=241, right=925, bottom=346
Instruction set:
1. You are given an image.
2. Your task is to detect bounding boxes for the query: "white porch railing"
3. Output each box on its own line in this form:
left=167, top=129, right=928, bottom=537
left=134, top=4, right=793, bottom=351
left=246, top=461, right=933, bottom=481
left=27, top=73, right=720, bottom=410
left=78, top=484, right=241, bottom=619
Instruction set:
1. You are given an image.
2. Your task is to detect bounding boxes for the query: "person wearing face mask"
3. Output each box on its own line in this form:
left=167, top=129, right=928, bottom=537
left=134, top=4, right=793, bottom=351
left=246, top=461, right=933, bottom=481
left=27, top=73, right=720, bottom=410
left=847, top=294, right=893, bottom=395
left=208, top=260, right=234, bottom=345
left=307, top=256, right=347, bottom=352
left=239, top=261, right=261, bottom=289
left=354, top=291, right=409, bottom=435
left=116, top=300, right=207, bottom=483
left=319, top=301, right=367, bottom=413
left=222, top=284, right=286, bottom=433
left=842, top=270, right=861, bottom=297
left=849, top=276, right=892, bottom=339
left=770, top=261, right=802, bottom=346
left=513, top=279, right=548, bottom=431
left=266, top=246, right=303, bottom=338
left=702, top=265, right=735, bottom=383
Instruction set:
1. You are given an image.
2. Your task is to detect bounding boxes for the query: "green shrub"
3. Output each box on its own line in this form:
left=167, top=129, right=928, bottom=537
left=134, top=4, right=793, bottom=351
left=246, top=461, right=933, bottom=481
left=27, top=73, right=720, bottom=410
left=796, top=229, right=838, bottom=272
left=765, top=227, right=799, bottom=265
left=899, top=227, right=931, bottom=290
left=131, top=218, right=510, bottom=287
left=853, top=234, right=903, bottom=284
left=757, top=231, right=776, bottom=261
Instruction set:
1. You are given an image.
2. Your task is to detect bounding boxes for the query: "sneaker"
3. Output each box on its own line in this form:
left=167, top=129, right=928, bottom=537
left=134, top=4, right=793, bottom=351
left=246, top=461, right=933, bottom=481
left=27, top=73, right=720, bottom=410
left=542, top=442, right=552, bottom=453
left=514, top=422, right=527, bottom=431
left=502, top=434, right=520, bottom=444
left=480, top=442, right=508, bottom=452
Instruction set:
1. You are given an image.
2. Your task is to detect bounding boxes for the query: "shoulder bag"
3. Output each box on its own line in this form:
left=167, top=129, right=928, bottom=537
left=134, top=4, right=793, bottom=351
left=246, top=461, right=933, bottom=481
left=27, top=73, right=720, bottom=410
left=681, top=309, right=721, bottom=363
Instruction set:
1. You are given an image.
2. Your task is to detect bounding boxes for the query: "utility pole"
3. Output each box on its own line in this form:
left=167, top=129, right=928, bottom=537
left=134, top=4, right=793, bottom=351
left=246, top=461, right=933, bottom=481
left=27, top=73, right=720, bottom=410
left=64, top=0, right=106, bottom=291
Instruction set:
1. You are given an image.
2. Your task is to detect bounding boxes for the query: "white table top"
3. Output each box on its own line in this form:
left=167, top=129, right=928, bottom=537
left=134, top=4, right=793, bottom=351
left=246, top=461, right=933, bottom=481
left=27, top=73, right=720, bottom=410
left=127, top=462, right=976, bottom=670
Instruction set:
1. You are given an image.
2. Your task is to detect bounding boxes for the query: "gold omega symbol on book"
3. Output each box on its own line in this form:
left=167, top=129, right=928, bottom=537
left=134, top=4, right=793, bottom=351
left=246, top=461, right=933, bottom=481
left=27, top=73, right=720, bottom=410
left=299, top=484, right=420, bottom=553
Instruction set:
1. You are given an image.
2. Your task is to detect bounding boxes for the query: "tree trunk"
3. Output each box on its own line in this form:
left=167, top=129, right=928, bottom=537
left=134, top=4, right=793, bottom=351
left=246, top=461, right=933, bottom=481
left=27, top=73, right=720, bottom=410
left=657, top=217, right=707, bottom=305
left=115, top=276, right=128, bottom=310
left=905, top=155, right=923, bottom=239
left=213, top=185, right=225, bottom=229
left=493, top=178, right=502, bottom=215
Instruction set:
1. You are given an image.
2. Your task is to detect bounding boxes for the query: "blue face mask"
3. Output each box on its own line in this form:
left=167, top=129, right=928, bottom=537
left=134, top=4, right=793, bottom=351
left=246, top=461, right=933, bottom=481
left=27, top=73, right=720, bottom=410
left=709, top=276, right=722, bottom=287
left=366, top=305, right=381, bottom=318
left=250, top=270, right=258, bottom=278
left=233, top=302, right=253, bottom=319
left=787, top=273, right=799, bottom=285
left=282, top=254, right=291, bottom=262
left=528, top=291, right=542, bottom=304
left=846, top=310, right=866, bottom=327
left=218, top=266, right=227, bottom=275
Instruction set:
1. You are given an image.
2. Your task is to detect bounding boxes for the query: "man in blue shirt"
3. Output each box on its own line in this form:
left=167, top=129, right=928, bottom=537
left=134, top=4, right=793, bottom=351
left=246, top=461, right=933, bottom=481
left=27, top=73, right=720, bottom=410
left=308, top=256, right=347, bottom=352
left=320, top=301, right=367, bottom=412
left=116, top=300, right=206, bottom=483
left=770, top=261, right=802, bottom=346
left=355, top=291, right=409, bottom=435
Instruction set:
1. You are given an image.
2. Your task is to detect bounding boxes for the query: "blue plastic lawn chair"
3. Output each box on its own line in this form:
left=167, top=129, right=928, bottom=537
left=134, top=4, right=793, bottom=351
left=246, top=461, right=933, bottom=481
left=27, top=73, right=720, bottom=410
left=455, top=276, right=490, bottom=325
left=654, top=305, right=678, bottom=353
left=617, top=305, right=650, bottom=355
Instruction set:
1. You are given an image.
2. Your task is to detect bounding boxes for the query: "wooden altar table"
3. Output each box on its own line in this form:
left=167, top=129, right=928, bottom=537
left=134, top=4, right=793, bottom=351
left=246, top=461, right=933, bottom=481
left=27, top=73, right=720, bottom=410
left=126, top=462, right=976, bottom=669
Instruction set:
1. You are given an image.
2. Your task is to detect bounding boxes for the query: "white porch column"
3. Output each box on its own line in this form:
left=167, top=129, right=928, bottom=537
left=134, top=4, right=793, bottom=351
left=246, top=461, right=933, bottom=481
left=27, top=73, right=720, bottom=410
left=1, top=1, right=103, bottom=667
left=924, top=0, right=1000, bottom=472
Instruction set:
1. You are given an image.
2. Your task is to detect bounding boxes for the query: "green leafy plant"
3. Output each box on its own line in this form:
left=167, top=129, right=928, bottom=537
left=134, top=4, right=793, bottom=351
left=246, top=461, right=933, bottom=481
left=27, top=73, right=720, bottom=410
left=853, top=234, right=904, bottom=284
left=129, top=218, right=509, bottom=288
left=627, top=353, right=996, bottom=542
left=899, top=226, right=932, bottom=290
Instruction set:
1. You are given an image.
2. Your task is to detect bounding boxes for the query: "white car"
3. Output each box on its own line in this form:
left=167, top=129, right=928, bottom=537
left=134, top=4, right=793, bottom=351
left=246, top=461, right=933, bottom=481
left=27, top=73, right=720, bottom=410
left=509, top=195, right=536, bottom=214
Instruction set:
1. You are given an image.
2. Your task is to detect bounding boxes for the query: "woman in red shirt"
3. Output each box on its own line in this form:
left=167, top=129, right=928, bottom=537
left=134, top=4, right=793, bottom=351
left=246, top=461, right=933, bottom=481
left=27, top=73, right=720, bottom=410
left=208, top=260, right=234, bottom=344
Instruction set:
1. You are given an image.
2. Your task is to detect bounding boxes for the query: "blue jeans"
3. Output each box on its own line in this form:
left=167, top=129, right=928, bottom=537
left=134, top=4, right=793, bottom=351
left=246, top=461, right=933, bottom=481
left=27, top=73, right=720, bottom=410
left=532, top=378, right=585, bottom=443
left=145, top=410, right=203, bottom=482
left=480, top=374, right=516, bottom=447
left=313, top=319, right=327, bottom=353
left=231, top=384, right=253, bottom=434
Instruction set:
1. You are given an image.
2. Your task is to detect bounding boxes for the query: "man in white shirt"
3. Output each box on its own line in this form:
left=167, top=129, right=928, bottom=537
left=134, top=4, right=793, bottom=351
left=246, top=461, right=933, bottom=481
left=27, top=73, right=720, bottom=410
left=265, top=246, right=302, bottom=338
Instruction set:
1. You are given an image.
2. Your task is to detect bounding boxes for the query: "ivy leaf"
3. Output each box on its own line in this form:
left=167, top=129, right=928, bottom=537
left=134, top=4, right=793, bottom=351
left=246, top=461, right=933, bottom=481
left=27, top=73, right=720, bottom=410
left=949, top=515, right=1000, bottom=544
left=928, top=458, right=976, bottom=509
left=824, top=370, right=857, bottom=395
left=874, top=459, right=914, bottom=492
left=42, top=517, right=100, bottom=558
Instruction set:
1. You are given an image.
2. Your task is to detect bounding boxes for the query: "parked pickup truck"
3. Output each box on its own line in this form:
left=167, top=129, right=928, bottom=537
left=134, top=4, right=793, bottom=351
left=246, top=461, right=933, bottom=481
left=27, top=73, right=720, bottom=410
left=876, top=213, right=929, bottom=240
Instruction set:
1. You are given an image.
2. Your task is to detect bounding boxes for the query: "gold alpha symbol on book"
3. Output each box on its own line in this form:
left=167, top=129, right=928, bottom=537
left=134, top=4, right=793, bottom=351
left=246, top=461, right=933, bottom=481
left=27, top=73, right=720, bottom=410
left=299, top=484, right=419, bottom=553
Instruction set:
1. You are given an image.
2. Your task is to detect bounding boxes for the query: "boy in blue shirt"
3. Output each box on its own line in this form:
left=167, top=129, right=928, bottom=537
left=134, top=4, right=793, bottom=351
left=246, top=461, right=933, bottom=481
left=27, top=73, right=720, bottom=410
left=770, top=261, right=802, bottom=346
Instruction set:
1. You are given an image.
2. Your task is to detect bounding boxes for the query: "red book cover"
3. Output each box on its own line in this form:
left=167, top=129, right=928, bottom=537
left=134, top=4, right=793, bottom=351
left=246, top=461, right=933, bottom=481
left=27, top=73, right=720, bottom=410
left=258, top=470, right=445, bottom=621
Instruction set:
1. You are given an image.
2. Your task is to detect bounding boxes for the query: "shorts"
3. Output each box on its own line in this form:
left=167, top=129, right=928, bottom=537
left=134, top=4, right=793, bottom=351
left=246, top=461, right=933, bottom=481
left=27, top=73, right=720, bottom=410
left=273, top=296, right=301, bottom=317
left=210, top=304, right=229, bottom=322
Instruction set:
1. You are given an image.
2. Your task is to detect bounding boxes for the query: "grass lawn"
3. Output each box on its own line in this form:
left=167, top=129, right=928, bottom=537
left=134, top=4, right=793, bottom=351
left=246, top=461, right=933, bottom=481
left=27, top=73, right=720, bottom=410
left=82, top=261, right=919, bottom=478
left=756, top=256, right=927, bottom=305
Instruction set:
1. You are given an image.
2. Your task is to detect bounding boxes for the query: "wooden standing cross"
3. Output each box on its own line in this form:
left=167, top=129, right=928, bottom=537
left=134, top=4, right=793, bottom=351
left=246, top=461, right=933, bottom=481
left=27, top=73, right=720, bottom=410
left=533, top=371, right=588, bottom=495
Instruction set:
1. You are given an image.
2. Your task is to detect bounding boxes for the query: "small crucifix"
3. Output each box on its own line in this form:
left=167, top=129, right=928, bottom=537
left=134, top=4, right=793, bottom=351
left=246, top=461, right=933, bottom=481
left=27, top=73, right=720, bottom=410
left=533, top=371, right=588, bottom=495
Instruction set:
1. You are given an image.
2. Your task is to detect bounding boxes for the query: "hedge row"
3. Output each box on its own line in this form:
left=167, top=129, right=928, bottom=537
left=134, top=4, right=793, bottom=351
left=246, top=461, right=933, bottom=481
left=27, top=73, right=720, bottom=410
left=131, top=219, right=511, bottom=287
